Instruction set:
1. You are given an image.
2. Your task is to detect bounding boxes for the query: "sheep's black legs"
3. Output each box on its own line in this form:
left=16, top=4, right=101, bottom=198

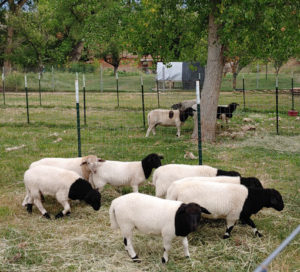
left=223, top=225, right=234, bottom=239
left=26, top=204, right=33, bottom=213
left=223, top=218, right=236, bottom=239
left=123, top=233, right=140, bottom=262
left=162, top=236, right=172, bottom=263
left=243, top=217, right=263, bottom=237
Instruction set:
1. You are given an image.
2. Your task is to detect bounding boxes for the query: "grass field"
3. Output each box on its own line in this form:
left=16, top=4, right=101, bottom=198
left=0, top=90, right=299, bottom=272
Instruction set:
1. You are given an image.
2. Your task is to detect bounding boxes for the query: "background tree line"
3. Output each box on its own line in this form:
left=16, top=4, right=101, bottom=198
left=0, top=0, right=299, bottom=140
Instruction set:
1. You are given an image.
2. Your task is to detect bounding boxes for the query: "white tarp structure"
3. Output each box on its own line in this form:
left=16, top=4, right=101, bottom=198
left=156, top=62, right=183, bottom=81
left=156, top=61, right=205, bottom=89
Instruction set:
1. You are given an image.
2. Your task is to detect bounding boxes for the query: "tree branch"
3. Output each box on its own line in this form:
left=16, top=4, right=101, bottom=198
left=17, top=0, right=27, bottom=8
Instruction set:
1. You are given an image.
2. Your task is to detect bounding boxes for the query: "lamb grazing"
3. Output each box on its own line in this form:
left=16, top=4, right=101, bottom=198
left=153, top=164, right=247, bottom=198
left=217, top=102, right=239, bottom=123
left=29, top=155, right=98, bottom=188
left=84, top=153, right=163, bottom=192
left=22, top=165, right=101, bottom=219
left=145, top=108, right=195, bottom=137
left=109, top=192, right=210, bottom=263
left=166, top=179, right=284, bottom=239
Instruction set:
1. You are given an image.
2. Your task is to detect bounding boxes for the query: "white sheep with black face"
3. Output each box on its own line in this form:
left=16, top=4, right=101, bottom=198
left=166, top=179, right=284, bottom=239
left=84, top=153, right=163, bottom=192
left=145, top=108, right=195, bottom=137
left=109, top=192, right=210, bottom=263
left=22, top=165, right=101, bottom=219
left=29, top=155, right=98, bottom=188
left=153, top=164, right=246, bottom=198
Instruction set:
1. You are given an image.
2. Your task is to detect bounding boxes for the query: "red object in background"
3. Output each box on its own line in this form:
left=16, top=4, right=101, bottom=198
left=288, top=110, right=298, bottom=116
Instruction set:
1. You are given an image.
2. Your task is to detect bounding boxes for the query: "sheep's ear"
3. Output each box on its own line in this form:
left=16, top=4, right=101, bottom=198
left=158, top=155, right=164, bottom=160
left=200, top=207, right=211, bottom=214
left=97, top=158, right=105, bottom=162
left=80, top=161, right=87, bottom=166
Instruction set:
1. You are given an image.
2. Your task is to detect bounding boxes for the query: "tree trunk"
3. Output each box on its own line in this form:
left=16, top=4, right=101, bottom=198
left=70, top=41, right=84, bottom=62
left=4, top=26, right=13, bottom=73
left=231, top=61, right=238, bottom=90
left=192, top=13, right=224, bottom=141
left=113, top=65, right=118, bottom=75
left=233, top=73, right=237, bottom=89
left=3, top=0, right=28, bottom=72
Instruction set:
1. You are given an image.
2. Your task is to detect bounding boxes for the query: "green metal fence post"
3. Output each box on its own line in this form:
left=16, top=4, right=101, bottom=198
left=156, top=80, right=160, bottom=108
left=52, top=65, right=55, bottom=92
left=116, top=72, right=119, bottom=108
left=75, top=78, right=81, bottom=157
left=100, top=64, right=103, bottom=93
left=291, top=73, right=294, bottom=111
left=25, top=75, right=29, bottom=124
left=196, top=81, right=202, bottom=165
left=83, top=74, right=87, bottom=125
left=243, top=74, right=245, bottom=111
left=38, top=72, right=42, bottom=106
left=2, top=67, right=5, bottom=105
left=276, top=76, right=279, bottom=135
left=141, top=76, right=145, bottom=128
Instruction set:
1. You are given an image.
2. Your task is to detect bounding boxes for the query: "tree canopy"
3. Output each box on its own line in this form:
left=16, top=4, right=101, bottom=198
left=0, top=0, right=299, bottom=140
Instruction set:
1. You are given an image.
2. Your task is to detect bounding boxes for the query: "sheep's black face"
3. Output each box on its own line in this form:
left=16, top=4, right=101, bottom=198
left=230, top=103, right=239, bottom=112
left=269, top=189, right=284, bottom=211
left=180, top=107, right=195, bottom=122
left=84, top=190, right=101, bottom=211
left=241, top=177, right=263, bottom=189
left=175, top=203, right=210, bottom=236
left=186, top=107, right=195, bottom=117
left=142, top=153, right=163, bottom=179
left=171, top=103, right=182, bottom=110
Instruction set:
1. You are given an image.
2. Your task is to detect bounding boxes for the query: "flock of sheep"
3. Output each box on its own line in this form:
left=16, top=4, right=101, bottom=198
left=22, top=153, right=284, bottom=263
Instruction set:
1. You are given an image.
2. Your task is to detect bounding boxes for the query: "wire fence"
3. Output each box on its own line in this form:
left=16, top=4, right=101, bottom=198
left=254, top=225, right=300, bottom=272
left=1, top=68, right=300, bottom=160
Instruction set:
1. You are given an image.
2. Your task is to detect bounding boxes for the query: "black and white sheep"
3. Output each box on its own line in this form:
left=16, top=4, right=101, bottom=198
left=155, top=176, right=262, bottom=198
left=152, top=164, right=249, bottom=197
left=217, top=102, right=239, bottom=123
left=29, top=155, right=98, bottom=188
left=22, top=165, right=101, bottom=219
left=145, top=108, right=195, bottom=137
left=166, top=179, right=284, bottom=239
left=83, top=153, right=163, bottom=192
left=109, top=192, right=210, bottom=263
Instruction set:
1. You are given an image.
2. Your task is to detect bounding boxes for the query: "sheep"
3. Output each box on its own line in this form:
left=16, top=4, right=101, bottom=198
left=171, top=99, right=196, bottom=110
left=109, top=192, right=210, bottom=263
left=29, top=155, right=98, bottom=188
left=166, top=179, right=284, bottom=239
left=217, top=102, right=239, bottom=123
left=83, top=153, right=163, bottom=192
left=152, top=164, right=249, bottom=198
left=145, top=108, right=195, bottom=137
left=22, top=165, right=101, bottom=219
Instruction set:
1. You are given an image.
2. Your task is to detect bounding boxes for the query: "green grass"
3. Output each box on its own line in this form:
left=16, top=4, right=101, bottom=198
left=0, top=91, right=299, bottom=271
